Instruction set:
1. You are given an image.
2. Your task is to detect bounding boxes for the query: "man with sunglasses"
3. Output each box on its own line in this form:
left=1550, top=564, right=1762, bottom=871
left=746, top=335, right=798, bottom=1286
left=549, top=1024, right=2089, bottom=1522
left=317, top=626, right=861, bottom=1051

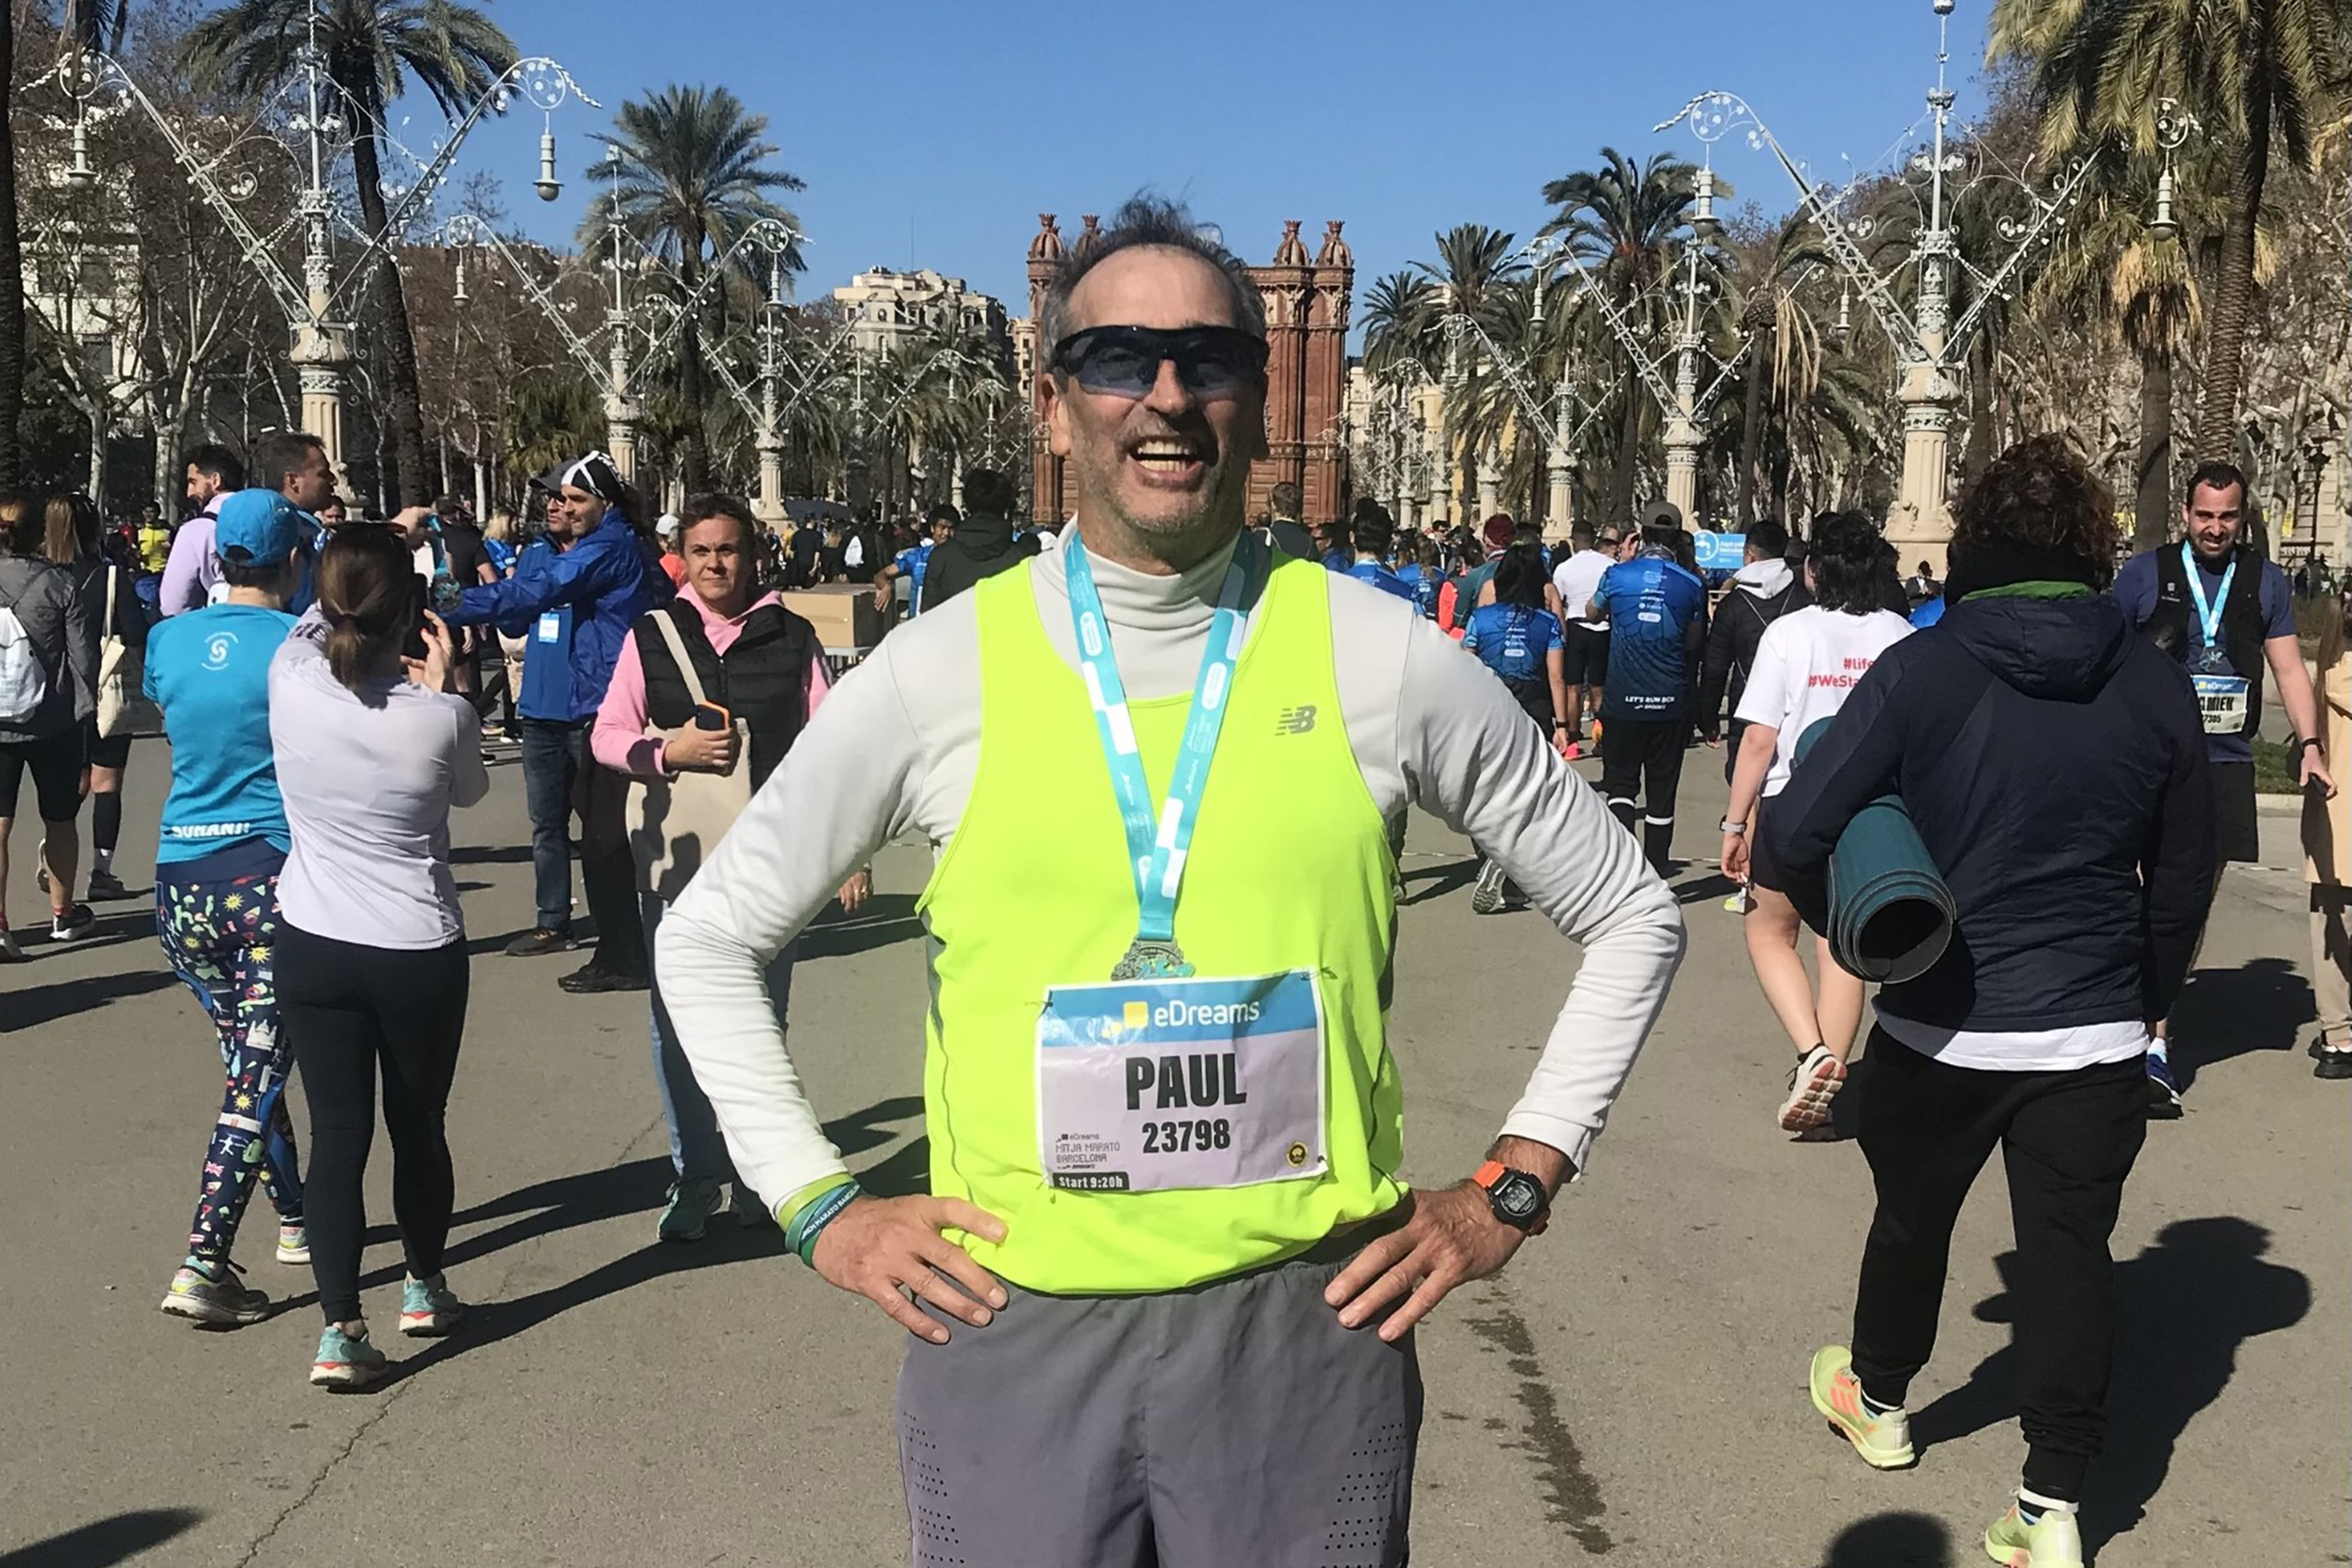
left=654, top=197, right=1682, bottom=1567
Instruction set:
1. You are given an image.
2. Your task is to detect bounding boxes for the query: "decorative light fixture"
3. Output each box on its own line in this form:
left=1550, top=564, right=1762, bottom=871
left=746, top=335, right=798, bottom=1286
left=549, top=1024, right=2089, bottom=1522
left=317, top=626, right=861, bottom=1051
left=535, top=128, right=561, bottom=202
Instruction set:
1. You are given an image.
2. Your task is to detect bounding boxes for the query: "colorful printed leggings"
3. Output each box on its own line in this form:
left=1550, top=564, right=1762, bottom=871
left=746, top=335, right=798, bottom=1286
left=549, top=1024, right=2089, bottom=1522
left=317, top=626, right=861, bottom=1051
left=158, top=864, right=304, bottom=1264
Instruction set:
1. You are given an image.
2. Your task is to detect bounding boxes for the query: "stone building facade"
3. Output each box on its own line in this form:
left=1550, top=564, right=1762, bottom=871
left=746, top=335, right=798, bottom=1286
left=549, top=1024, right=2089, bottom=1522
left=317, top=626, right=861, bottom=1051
left=1022, top=214, right=1354, bottom=525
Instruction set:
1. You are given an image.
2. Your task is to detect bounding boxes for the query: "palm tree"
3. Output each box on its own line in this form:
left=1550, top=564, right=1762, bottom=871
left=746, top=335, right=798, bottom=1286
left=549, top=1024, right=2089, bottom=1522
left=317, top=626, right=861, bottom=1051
left=1991, top=0, right=2351, bottom=460
left=1542, top=147, right=1698, bottom=522
left=1727, top=214, right=1833, bottom=525
left=1412, top=225, right=1526, bottom=517
left=2032, top=151, right=2209, bottom=546
left=584, top=84, right=804, bottom=491
left=1360, top=269, right=1440, bottom=378
left=0, top=5, right=24, bottom=488
left=186, top=0, right=517, bottom=506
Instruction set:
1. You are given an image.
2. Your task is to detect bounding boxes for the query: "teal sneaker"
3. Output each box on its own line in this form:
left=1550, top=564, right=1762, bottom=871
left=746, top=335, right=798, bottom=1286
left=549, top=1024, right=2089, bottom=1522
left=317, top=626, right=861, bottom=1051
left=1984, top=1502, right=2083, bottom=1567
left=730, top=1182, right=770, bottom=1228
left=310, top=1324, right=388, bottom=1389
left=398, top=1274, right=465, bottom=1337
left=659, top=1177, right=724, bottom=1242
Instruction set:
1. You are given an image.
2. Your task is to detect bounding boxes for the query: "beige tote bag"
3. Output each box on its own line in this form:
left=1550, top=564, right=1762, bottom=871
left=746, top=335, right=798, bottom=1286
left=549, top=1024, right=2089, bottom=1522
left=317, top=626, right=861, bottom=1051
left=625, top=609, right=753, bottom=901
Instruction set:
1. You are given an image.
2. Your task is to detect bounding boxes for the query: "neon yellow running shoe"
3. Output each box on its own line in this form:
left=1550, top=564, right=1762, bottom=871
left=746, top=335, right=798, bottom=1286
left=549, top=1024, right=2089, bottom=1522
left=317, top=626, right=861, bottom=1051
left=1808, top=1345, right=1915, bottom=1468
left=1984, top=1503, right=2083, bottom=1567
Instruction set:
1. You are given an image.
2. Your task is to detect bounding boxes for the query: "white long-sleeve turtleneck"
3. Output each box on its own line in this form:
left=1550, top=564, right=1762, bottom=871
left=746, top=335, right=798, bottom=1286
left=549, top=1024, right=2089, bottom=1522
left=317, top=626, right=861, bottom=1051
left=656, top=529, right=1686, bottom=1217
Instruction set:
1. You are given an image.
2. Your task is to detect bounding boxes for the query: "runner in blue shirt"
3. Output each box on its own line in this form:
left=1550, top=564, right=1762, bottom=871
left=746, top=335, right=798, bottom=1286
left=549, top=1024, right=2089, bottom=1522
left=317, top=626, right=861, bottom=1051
left=1341, top=504, right=1417, bottom=603
left=1461, top=544, right=1573, bottom=912
left=872, top=504, right=957, bottom=619
left=145, top=490, right=311, bottom=1329
left=1590, top=517, right=1708, bottom=875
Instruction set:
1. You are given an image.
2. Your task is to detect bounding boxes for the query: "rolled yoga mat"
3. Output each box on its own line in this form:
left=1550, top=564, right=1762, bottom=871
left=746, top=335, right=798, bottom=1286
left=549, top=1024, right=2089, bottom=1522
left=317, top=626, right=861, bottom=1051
left=1793, top=718, right=1957, bottom=984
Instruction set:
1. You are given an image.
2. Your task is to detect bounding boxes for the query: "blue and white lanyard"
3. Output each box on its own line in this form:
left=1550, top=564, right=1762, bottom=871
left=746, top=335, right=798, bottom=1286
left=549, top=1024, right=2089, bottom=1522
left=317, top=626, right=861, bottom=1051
left=1063, top=530, right=1262, bottom=947
left=2181, top=542, right=2234, bottom=652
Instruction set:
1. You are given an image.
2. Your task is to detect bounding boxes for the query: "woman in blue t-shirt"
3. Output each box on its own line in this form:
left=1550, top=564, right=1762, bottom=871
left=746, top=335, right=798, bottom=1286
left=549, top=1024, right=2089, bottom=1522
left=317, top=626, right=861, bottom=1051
left=1462, top=545, right=1573, bottom=745
left=145, top=490, right=310, bottom=1331
left=1460, top=545, right=1574, bottom=914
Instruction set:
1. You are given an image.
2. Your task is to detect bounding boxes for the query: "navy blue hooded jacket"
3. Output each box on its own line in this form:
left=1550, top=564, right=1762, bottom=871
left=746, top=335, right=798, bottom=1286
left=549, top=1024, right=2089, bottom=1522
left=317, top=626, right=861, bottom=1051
left=1769, top=591, right=2214, bottom=1034
left=443, top=509, right=669, bottom=723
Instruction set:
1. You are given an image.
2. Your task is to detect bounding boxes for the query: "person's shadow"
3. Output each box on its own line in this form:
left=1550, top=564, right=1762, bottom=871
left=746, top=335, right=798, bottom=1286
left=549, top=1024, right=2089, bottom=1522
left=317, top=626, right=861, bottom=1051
left=1813, top=1512, right=1952, bottom=1566
left=1909, top=1218, right=2309, bottom=1558
left=0, top=1509, right=202, bottom=1567
left=2170, top=956, right=2315, bottom=1089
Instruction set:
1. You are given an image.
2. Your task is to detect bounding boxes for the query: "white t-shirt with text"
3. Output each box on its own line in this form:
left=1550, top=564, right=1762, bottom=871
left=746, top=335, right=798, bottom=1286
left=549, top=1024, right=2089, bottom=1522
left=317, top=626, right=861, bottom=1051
left=1733, top=604, right=1913, bottom=797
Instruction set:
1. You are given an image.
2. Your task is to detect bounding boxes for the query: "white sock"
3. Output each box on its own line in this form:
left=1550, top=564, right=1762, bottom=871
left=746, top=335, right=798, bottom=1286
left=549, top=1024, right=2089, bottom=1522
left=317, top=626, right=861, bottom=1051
left=2017, top=1487, right=2078, bottom=1522
left=2147, top=1039, right=2169, bottom=1063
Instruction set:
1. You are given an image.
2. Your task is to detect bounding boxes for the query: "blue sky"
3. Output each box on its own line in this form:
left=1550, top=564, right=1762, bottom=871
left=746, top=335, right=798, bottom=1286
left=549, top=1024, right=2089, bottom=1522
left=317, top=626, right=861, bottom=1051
left=440, top=0, right=1995, bottom=316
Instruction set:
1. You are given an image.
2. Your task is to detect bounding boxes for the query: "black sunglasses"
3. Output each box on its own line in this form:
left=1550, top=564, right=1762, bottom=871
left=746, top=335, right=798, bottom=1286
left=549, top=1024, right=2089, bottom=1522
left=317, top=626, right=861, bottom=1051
left=1051, top=325, right=1269, bottom=401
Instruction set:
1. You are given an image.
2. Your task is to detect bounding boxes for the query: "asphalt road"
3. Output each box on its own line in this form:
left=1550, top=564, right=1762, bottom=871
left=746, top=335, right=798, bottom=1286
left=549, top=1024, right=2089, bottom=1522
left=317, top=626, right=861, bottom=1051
left=1, top=742, right=2341, bottom=1568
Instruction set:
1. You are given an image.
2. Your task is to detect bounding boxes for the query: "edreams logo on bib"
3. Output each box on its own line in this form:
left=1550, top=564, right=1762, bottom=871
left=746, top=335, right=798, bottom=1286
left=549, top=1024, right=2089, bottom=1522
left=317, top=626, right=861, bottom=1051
left=1151, top=996, right=1261, bottom=1028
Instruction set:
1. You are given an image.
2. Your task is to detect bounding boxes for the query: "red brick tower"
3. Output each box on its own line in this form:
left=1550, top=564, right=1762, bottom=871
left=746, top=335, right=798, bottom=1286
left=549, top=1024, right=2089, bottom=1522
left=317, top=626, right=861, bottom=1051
left=1026, top=215, right=1066, bottom=523
left=1303, top=222, right=1355, bottom=523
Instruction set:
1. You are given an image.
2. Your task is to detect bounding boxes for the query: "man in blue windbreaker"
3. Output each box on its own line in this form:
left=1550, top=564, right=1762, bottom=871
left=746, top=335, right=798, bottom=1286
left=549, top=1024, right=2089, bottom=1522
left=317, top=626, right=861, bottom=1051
left=1590, top=512, right=1707, bottom=875
left=441, top=451, right=669, bottom=991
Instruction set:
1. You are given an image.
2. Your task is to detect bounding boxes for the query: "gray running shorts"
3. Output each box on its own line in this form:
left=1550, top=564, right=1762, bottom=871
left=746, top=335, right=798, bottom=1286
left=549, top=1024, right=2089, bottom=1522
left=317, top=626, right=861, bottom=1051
left=896, top=1252, right=1421, bottom=1567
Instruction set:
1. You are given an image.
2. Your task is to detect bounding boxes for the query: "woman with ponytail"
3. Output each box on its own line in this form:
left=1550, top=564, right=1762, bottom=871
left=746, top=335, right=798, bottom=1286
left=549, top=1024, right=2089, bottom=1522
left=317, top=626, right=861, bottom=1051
left=269, top=525, right=488, bottom=1389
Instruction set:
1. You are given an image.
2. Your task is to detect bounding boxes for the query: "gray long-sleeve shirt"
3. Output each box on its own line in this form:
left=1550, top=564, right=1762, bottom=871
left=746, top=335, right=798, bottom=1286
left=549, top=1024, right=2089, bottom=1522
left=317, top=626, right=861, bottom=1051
left=0, top=555, right=96, bottom=743
left=655, top=528, right=1687, bottom=1216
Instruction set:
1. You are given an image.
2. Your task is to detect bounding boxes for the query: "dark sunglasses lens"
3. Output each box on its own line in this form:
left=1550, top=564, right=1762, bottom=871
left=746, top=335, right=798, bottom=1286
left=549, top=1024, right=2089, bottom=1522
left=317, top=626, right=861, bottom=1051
left=1066, top=337, right=1159, bottom=397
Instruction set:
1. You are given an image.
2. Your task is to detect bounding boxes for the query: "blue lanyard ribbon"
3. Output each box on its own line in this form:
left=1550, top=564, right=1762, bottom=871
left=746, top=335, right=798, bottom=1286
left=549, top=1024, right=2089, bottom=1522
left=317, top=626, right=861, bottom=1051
left=2180, top=542, right=2234, bottom=650
left=1063, top=529, right=1262, bottom=947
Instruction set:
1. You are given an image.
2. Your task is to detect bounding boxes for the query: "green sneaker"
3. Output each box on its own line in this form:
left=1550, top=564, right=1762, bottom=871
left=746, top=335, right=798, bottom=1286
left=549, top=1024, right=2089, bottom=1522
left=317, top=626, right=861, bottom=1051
left=659, top=1177, right=724, bottom=1242
left=160, top=1261, right=270, bottom=1327
left=276, top=1221, right=311, bottom=1265
left=1984, top=1503, right=2082, bottom=1567
left=310, top=1324, right=389, bottom=1389
left=398, top=1274, right=465, bottom=1337
left=1808, top=1345, right=1915, bottom=1469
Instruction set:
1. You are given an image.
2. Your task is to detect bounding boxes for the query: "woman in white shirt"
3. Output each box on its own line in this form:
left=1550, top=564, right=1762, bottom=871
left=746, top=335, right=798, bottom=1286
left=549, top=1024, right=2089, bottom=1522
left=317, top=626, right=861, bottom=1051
left=270, top=525, right=488, bottom=1389
left=1721, top=513, right=1912, bottom=1133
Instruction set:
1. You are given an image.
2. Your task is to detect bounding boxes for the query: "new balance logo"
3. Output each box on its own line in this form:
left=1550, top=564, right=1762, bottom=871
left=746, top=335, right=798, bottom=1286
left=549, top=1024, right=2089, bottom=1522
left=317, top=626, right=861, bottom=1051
left=1274, top=705, right=1317, bottom=736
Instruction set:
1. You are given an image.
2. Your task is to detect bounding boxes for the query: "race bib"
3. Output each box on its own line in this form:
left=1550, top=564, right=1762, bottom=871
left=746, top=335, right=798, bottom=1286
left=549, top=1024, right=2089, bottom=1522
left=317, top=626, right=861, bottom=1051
left=537, top=612, right=562, bottom=644
left=2192, top=673, right=2249, bottom=736
left=1036, top=971, right=1327, bottom=1194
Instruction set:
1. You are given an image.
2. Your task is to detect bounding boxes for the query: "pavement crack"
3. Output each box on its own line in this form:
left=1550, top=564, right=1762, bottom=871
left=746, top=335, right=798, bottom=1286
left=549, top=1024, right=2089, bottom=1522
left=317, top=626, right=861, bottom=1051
left=233, top=1391, right=406, bottom=1567
left=1463, top=1280, right=1614, bottom=1554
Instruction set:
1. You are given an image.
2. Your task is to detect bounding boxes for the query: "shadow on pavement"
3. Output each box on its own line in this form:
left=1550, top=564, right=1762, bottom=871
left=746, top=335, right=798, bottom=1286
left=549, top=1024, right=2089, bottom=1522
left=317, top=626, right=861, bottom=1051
left=1814, top=1511, right=1952, bottom=1566
left=800, top=893, right=922, bottom=960
left=1907, top=1218, right=2309, bottom=1557
left=0, top=1509, right=203, bottom=1567
left=1400, top=856, right=1480, bottom=907
left=451, top=843, right=533, bottom=865
left=1675, top=871, right=1738, bottom=905
left=2171, top=956, right=2313, bottom=1090
left=4, top=967, right=179, bottom=1030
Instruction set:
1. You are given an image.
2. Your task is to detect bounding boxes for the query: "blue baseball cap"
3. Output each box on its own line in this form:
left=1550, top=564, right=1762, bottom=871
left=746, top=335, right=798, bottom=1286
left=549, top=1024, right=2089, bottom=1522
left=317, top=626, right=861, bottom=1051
left=214, top=489, right=310, bottom=568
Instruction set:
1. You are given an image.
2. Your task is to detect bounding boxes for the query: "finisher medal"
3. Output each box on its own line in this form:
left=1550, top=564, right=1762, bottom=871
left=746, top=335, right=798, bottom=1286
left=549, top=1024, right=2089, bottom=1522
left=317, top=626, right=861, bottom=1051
left=1111, top=939, right=1192, bottom=981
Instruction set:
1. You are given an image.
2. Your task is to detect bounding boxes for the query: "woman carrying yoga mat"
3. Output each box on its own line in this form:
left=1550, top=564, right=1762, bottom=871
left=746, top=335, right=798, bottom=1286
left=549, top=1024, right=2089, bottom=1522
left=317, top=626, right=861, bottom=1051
left=1768, top=436, right=2214, bottom=1567
left=1721, top=512, right=1912, bottom=1134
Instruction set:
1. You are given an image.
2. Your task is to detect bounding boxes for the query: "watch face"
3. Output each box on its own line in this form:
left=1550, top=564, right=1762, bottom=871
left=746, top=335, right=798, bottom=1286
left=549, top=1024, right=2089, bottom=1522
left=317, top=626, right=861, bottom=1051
left=1494, top=1174, right=1544, bottom=1222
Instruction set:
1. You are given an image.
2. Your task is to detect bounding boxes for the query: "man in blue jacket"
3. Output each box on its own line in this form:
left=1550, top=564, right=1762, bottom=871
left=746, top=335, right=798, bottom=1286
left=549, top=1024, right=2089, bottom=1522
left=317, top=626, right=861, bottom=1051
left=442, top=452, right=670, bottom=991
left=1590, top=515, right=1707, bottom=875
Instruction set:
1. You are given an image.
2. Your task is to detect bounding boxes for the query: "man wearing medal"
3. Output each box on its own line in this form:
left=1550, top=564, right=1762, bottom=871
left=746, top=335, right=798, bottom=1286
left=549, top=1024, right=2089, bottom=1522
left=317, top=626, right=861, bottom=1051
left=2115, top=459, right=2336, bottom=1115
left=654, top=197, right=1684, bottom=1567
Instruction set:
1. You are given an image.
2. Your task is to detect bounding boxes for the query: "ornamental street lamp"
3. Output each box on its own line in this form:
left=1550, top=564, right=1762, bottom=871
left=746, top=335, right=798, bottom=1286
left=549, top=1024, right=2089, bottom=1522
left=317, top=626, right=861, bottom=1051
left=49, top=6, right=595, bottom=473
left=1657, top=0, right=2193, bottom=567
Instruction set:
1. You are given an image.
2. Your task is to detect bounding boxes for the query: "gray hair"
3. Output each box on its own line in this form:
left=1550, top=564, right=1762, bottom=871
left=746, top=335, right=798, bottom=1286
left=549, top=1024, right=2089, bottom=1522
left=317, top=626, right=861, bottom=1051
left=1036, top=196, right=1267, bottom=374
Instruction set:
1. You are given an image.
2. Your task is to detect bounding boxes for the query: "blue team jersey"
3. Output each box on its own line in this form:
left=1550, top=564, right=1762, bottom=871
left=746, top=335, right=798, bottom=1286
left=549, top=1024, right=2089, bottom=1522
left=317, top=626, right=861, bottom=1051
left=1405, top=569, right=1444, bottom=619
left=1462, top=603, right=1564, bottom=684
left=143, top=604, right=298, bottom=862
left=1591, top=552, right=1706, bottom=718
left=1346, top=559, right=1418, bottom=602
left=894, top=541, right=937, bottom=613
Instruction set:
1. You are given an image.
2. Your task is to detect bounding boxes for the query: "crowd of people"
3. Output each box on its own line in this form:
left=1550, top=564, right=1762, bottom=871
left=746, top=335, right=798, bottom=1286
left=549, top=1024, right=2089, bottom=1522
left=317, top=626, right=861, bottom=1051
left=1, top=192, right=2346, bottom=1568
